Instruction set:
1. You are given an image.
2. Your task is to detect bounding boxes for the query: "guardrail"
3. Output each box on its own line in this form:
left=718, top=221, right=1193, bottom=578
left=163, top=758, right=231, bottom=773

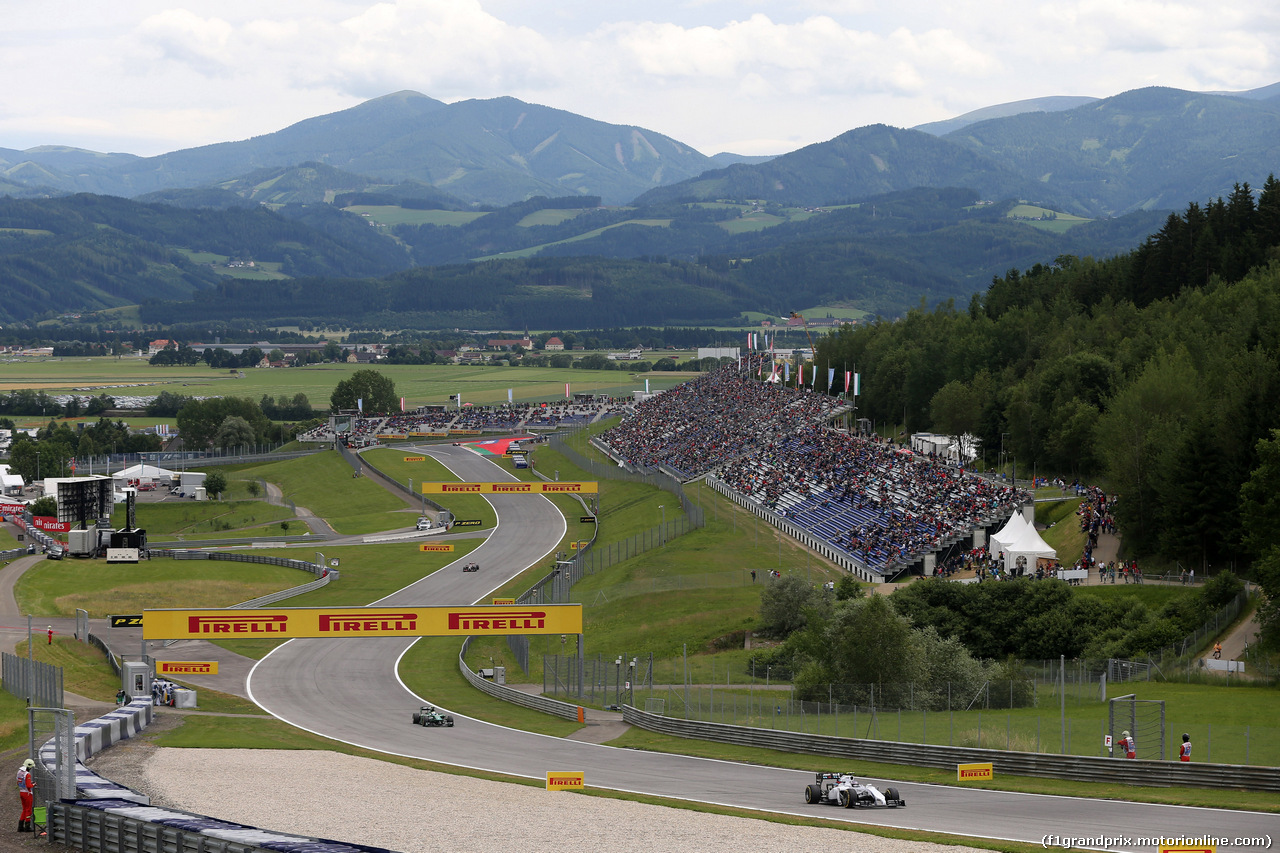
left=148, top=549, right=328, bottom=575
left=148, top=534, right=330, bottom=547
left=620, top=705, right=1280, bottom=791
left=459, top=637, right=581, bottom=721
left=87, top=633, right=121, bottom=678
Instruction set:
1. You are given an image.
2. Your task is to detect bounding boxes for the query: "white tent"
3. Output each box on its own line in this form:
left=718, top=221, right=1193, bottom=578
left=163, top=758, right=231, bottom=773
left=112, top=463, right=176, bottom=482
left=1001, top=522, right=1057, bottom=572
left=988, top=512, right=1029, bottom=555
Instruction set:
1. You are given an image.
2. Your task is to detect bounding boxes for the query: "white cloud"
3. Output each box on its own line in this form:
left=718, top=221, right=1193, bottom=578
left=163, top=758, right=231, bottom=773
left=0, top=0, right=1276, bottom=158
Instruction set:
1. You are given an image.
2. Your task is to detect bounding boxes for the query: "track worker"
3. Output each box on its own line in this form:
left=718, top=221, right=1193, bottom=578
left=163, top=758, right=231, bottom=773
left=15, top=758, right=35, bottom=832
left=1180, top=733, right=1192, bottom=762
left=1119, top=730, right=1137, bottom=759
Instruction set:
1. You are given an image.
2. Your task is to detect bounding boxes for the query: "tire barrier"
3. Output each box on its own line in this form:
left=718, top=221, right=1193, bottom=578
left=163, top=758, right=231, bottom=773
left=38, top=704, right=401, bottom=853
left=620, top=705, right=1280, bottom=792
left=50, top=799, right=397, bottom=853
left=37, top=699, right=154, bottom=804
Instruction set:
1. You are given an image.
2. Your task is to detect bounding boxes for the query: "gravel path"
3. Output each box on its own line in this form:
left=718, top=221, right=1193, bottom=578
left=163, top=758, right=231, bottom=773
left=89, top=746, right=986, bottom=853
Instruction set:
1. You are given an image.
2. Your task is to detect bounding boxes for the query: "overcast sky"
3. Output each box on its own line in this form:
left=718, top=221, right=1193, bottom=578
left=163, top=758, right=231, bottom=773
left=3, top=0, right=1277, bottom=158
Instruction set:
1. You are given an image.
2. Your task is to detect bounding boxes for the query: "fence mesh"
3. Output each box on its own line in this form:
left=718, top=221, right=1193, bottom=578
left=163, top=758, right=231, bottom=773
left=2, top=652, right=63, bottom=709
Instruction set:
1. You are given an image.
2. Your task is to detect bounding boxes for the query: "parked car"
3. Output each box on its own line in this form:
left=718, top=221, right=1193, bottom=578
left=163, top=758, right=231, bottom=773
left=416, top=517, right=432, bottom=531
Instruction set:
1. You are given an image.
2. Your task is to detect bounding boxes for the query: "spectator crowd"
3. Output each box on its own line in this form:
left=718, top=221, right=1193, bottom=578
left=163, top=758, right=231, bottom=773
left=601, top=354, right=841, bottom=477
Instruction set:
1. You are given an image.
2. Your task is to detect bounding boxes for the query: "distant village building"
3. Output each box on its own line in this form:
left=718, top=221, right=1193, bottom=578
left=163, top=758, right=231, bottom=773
left=545, top=337, right=565, bottom=351
left=487, top=338, right=533, bottom=350
left=148, top=339, right=178, bottom=355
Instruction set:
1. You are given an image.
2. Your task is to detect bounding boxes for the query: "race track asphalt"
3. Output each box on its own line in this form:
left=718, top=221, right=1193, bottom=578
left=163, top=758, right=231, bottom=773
left=240, top=445, right=1276, bottom=853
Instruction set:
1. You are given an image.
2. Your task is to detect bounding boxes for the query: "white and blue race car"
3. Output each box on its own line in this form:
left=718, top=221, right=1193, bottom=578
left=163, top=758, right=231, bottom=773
left=804, top=772, right=905, bottom=808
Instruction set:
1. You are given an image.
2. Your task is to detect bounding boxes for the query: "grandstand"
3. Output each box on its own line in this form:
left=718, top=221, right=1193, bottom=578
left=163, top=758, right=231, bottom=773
left=599, top=355, right=1028, bottom=581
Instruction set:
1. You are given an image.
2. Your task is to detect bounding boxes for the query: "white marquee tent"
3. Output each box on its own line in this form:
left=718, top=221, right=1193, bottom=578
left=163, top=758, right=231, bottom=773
left=988, top=512, right=1029, bottom=555
left=1001, top=521, right=1057, bottom=572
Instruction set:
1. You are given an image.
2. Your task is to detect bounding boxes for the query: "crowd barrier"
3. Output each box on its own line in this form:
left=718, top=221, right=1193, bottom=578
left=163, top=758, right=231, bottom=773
left=620, top=705, right=1280, bottom=791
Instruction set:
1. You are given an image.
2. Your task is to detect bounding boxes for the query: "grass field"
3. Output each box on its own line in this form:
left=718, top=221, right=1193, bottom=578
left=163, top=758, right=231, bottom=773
left=110, top=499, right=295, bottom=536
left=235, top=449, right=420, bottom=534
left=1007, top=204, right=1092, bottom=234
left=13, top=557, right=311, bottom=618
left=472, top=219, right=672, bottom=261
left=0, top=358, right=693, bottom=408
left=361, top=448, right=496, bottom=527
left=341, top=206, right=488, bottom=227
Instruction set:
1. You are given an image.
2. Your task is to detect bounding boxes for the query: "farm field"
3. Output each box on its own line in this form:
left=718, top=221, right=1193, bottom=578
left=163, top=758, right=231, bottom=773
left=0, top=358, right=695, bottom=407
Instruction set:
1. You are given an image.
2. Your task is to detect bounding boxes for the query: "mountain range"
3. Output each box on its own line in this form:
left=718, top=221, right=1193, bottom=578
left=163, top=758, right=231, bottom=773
left=1, top=82, right=1278, bottom=330
left=2, top=83, right=1278, bottom=215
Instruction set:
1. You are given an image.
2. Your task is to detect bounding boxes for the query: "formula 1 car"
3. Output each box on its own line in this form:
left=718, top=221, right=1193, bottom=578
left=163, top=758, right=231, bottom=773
left=462, top=562, right=479, bottom=572
left=411, top=705, right=454, bottom=727
left=803, top=772, right=905, bottom=808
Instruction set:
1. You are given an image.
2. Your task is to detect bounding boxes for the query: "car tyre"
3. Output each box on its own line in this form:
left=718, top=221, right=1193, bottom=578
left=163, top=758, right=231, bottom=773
left=804, top=784, right=820, bottom=804
left=838, top=789, right=851, bottom=808
left=446, top=717, right=454, bottom=727
left=411, top=712, right=421, bottom=724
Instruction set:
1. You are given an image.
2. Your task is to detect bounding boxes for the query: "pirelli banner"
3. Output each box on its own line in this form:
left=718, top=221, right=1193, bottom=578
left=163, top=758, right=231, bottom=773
left=141, top=605, right=584, bottom=640
left=156, top=660, right=219, bottom=676
left=422, top=481, right=598, bottom=495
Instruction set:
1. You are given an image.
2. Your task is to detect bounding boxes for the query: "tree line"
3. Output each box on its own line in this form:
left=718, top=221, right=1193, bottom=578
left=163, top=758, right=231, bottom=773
left=807, top=178, right=1280, bottom=649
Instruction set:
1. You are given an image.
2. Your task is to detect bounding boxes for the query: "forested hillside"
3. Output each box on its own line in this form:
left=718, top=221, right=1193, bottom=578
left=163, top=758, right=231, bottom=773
left=815, top=176, right=1280, bottom=574
left=140, top=257, right=756, bottom=329
left=135, top=188, right=1166, bottom=327
left=0, top=195, right=411, bottom=322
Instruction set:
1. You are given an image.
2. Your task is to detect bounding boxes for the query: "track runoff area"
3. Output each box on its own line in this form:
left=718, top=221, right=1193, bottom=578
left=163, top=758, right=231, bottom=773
left=168, top=462, right=1273, bottom=853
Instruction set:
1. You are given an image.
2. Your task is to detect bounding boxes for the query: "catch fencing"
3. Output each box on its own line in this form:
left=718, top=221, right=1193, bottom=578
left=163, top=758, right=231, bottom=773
left=1, top=652, right=63, bottom=709
left=57, top=443, right=318, bottom=477
left=620, top=705, right=1280, bottom=790
left=500, top=431, right=705, bottom=672
left=542, top=653, right=1280, bottom=765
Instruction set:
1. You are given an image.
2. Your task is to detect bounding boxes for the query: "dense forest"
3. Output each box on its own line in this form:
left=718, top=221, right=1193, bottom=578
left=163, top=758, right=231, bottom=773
left=813, top=177, right=1280, bottom=597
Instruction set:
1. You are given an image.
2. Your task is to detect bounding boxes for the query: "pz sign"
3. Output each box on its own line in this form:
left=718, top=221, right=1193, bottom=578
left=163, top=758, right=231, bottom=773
left=109, top=614, right=144, bottom=628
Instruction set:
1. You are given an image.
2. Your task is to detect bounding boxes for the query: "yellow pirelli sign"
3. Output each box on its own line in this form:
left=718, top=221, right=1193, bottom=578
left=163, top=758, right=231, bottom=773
left=419, top=543, right=454, bottom=552
left=957, top=762, right=993, bottom=781
left=142, top=605, right=584, bottom=640
left=421, top=481, right=598, bottom=495
left=492, top=597, right=515, bottom=605
left=546, top=771, right=584, bottom=791
left=1159, top=844, right=1215, bottom=853
left=403, top=455, right=426, bottom=462
left=156, top=660, right=219, bottom=676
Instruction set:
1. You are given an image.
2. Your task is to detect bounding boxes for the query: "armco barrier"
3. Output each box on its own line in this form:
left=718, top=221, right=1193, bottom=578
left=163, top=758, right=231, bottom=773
left=621, top=706, right=1280, bottom=791
left=459, top=637, right=581, bottom=721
